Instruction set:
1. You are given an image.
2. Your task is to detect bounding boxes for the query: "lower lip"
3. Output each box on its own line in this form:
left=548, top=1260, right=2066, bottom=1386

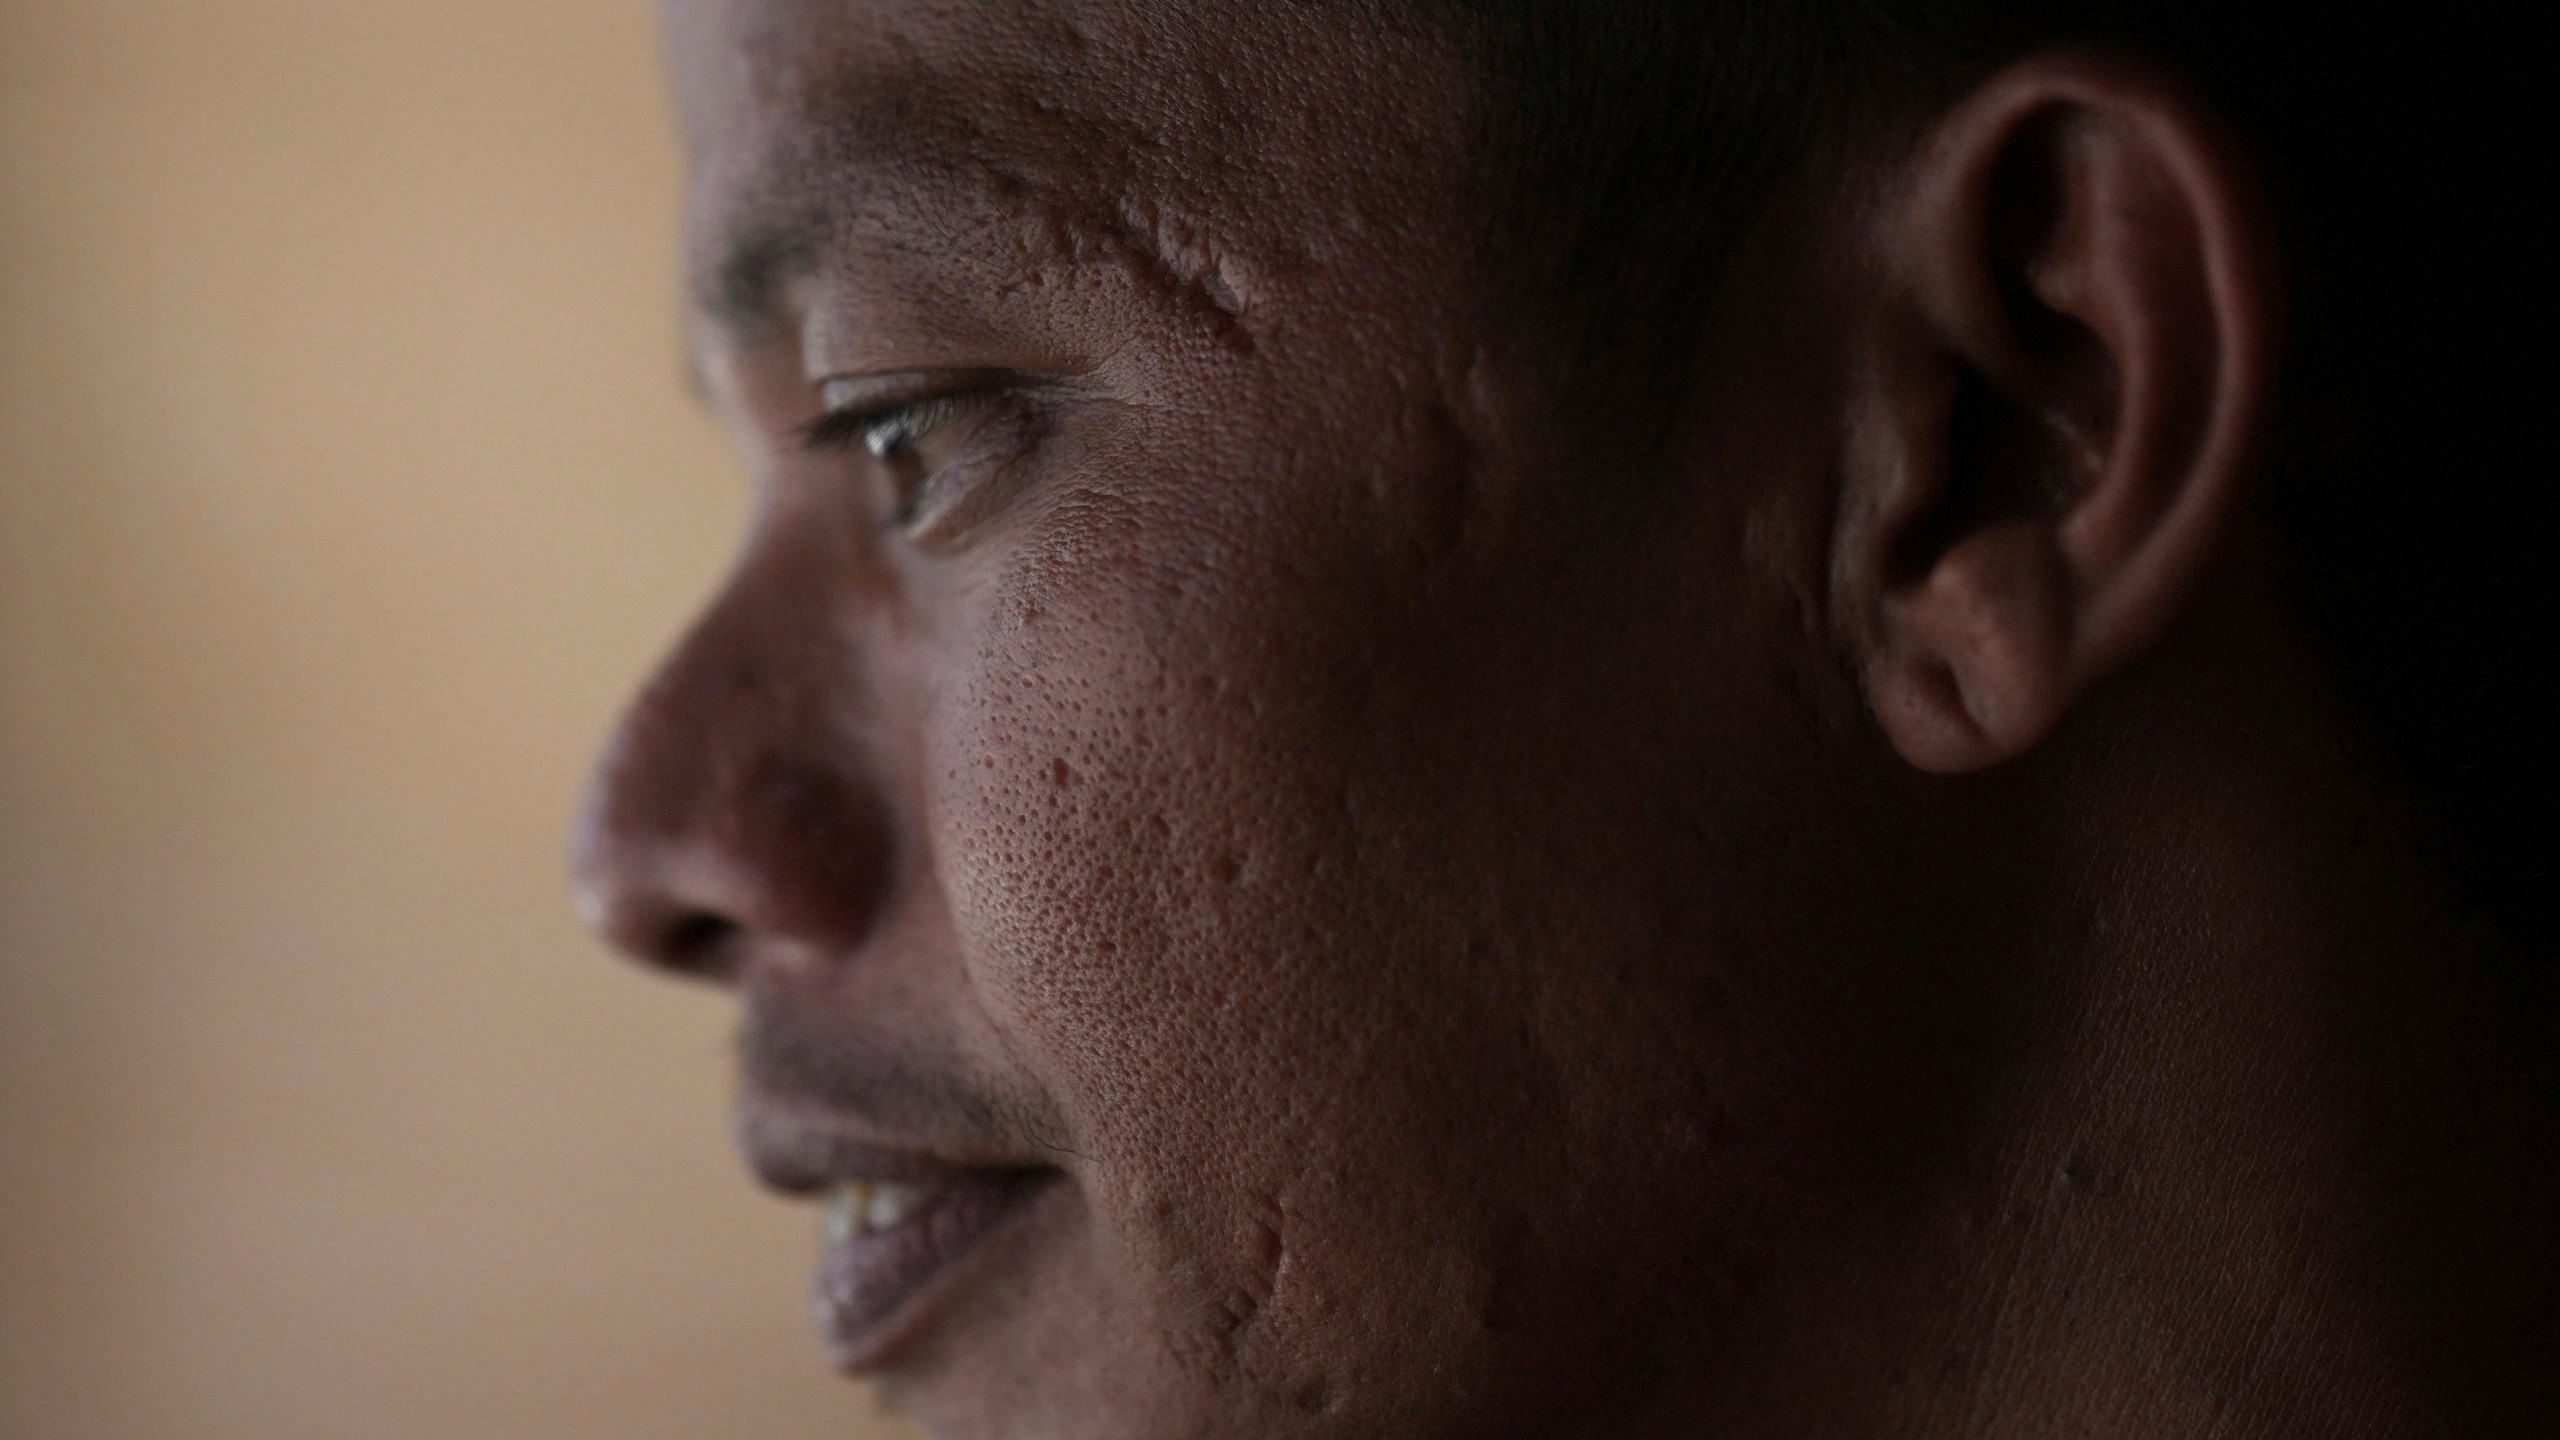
left=814, top=1170, right=1057, bottom=1371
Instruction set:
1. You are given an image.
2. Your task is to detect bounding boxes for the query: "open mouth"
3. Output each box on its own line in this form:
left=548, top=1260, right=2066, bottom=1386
left=811, top=1166, right=1060, bottom=1370
left=738, top=1103, right=1064, bottom=1371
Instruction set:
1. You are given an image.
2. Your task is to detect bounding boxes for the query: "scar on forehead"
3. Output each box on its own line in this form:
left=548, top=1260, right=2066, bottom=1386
left=705, top=78, right=1256, bottom=354
left=1025, top=194, right=1254, bottom=354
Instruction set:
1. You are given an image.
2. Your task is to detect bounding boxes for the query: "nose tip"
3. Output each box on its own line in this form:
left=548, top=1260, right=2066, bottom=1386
left=571, top=823, right=752, bottom=983
left=569, top=702, right=902, bottom=985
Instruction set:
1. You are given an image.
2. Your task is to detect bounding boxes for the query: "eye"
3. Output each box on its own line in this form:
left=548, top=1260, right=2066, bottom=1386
left=801, top=379, right=984, bottom=529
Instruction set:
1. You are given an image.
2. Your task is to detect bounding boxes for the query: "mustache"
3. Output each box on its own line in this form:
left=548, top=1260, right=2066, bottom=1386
left=736, top=995, right=1074, bottom=1160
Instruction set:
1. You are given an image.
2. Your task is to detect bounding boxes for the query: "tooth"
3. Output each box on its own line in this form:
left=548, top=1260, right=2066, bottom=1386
left=823, top=1182, right=871, bottom=1249
left=865, top=1182, right=926, bottom=1232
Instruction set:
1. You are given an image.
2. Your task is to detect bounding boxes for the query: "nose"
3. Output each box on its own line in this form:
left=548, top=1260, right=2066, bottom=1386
left=572, top=536, right=899, bottom=983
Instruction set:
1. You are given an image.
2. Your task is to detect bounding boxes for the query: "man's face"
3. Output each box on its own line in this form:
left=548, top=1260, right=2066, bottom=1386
left=581, top=2, right=1962, bottom=1435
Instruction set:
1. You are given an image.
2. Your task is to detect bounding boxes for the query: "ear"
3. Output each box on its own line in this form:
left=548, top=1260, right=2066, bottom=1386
left=1835, top=51, right=2280, bottom=774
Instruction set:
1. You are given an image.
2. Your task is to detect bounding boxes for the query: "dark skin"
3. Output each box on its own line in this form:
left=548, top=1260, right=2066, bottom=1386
left=575, top=3, right=2560, bottom=1435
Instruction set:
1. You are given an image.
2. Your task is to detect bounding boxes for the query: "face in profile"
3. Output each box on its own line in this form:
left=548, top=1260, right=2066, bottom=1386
left=573, top=1, right=2297, bottom=1436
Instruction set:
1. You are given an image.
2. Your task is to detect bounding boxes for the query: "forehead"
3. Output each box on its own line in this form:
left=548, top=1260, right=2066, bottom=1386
left=662, top=0, right=1478, bottom=336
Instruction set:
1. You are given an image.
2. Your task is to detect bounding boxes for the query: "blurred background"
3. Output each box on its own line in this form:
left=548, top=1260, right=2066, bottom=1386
left=1, top=3, right=908, bottom=1435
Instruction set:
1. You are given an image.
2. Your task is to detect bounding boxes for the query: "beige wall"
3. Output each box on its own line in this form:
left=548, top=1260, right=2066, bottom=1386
left=0, top=4, right=909, bottom=1435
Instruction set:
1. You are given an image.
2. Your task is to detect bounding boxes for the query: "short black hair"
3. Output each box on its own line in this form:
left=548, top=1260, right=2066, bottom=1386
left=1408, top=2, right=2557, bottom=989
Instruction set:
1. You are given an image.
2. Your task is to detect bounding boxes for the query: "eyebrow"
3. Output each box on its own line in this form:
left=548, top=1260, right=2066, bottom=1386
left=680, top=79, right=1250, bottom=373
left=698, top=213, right=819, bottom=340
left=678, top=170, right=865, bottom=402
left=689, top=90, right=1064, bottom=342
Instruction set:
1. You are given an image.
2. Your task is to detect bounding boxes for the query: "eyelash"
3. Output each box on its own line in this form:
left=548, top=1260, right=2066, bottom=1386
left=795, top=387, right=991, bottom=531
left=795, top=393, right=966, bottom=462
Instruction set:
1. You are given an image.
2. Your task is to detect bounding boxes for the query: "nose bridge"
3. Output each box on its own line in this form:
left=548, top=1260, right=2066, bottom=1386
left=574, top=531, right=899, bottom=979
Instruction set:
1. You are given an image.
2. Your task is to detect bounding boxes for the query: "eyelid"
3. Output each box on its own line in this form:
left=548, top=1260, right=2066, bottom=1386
left=797, top=370, right=1005, bottom=454
left=857, top=394, right=965, bottom=459
left=811, top=369, right=1007, bottom=417
left=792, top=370, right=1057, bottom=543
left=792, top=365, right=1082, bottom=546
left=815, top=373, right=906, bottom=415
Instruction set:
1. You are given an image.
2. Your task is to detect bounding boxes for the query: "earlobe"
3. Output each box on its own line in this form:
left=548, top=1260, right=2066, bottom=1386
left=1838, top=52, right=2279, bottom=775
left=1873, top=520, right=2077, bottom=773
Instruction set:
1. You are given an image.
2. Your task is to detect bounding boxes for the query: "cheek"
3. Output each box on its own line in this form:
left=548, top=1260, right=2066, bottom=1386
left=922, top=504, right=1329, bottom=1155
left=911, top=481, right=1557, bottom=1401
left=891, top=348, right=1805, bottom=1427
left=910, top=396, right=1406, bottom=1140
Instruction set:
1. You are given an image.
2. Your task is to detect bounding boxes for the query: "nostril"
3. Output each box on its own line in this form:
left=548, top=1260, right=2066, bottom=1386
left=658, top=911, right=744, bottom=981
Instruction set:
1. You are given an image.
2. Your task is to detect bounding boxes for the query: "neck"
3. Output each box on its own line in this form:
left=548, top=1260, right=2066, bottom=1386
left=1664, top=558, right=2560, bottom=1437
left=1917, top=581, right=2555, bottom=1436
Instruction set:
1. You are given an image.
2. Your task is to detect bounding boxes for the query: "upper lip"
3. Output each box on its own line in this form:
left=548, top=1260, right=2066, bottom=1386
left=735, top=1095, right=1045, bottom=1194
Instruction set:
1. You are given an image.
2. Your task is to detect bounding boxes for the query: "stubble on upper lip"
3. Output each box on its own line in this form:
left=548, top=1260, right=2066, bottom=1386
left=735, top=978, right=1071, bottom=1149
